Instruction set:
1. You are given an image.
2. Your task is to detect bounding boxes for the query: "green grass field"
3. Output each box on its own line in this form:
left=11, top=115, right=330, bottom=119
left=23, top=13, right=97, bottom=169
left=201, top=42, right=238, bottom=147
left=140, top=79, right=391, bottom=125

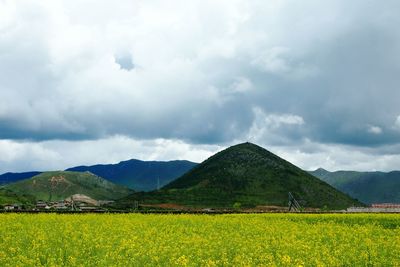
left=1, top=213, right=399, bottom=266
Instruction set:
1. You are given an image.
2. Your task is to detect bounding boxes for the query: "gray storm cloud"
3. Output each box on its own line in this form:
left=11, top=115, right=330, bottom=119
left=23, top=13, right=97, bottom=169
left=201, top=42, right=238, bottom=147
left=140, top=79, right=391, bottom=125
left=1, top=0, right=400, bottom=172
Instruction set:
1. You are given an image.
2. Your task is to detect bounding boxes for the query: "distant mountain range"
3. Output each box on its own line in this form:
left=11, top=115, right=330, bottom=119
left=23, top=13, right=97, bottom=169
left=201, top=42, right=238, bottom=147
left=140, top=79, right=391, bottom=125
left=1, top=171, right=133, bottom=204
left=310, top=168, right=400, bottom=204
left=0, top=159, right=197, bottom=192
left=66, top=159, right=197, bottom=191
left=0, top=172, right=42, bottom=185
left=119, top=143, right=360, bottom=209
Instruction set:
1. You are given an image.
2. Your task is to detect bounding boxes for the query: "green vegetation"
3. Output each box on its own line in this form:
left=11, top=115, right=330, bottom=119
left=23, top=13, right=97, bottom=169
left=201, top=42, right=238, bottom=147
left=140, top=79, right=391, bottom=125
left=232, top=202, right=241, bottom=209
left=1, top=213, right=399, bottom=266
left=2, top=171, right=133, bottom=204
left=310, top=168, right=400, bottom=204
left=120, top=143, right=361, bottom=209
left=0, top=188, right=35, bottom=206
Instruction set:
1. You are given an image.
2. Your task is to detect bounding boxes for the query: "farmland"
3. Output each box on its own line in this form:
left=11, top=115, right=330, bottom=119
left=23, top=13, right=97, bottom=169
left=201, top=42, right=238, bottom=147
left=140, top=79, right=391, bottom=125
left=1, top=214, right=399, bottom=266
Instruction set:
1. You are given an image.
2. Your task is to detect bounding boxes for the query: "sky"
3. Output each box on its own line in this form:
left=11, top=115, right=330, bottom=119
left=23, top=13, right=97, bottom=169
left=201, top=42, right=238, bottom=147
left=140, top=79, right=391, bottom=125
left=1, top=0, right=400, bottom=173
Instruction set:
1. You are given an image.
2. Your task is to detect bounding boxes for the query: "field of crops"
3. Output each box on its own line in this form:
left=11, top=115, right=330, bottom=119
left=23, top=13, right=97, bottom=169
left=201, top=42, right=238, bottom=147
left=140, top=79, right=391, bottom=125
left=1, top=213, right=399, bottom=266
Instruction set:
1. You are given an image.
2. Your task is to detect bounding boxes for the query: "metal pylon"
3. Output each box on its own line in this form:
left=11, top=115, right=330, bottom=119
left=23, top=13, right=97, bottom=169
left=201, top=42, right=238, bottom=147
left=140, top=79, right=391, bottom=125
left=288, top=192, right=302, bottom=212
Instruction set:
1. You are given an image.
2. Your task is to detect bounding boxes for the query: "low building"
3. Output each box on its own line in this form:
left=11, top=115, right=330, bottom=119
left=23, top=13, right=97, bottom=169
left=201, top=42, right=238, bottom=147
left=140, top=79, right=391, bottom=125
left=371, top=203, right=400, bottom=209
left=347, top=205, right=400, bottom=213
left=36, top=201, right=50, bottom=209
left=52, top=202, right=68, bottom=210
left=65, top=194, right=99, bottom=206
left=4, top=205, right=15, bottom=211
left=98, top=200, right=114, bottom=206
left=3, top=204, right=21, bottom=211
left=79, top=206, right=98, bottom=211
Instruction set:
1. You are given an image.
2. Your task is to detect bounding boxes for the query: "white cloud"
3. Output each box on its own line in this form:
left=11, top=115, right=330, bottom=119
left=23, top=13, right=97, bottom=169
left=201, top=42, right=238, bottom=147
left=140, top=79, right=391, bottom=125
left=3, top=136, right=400, bottom=174
left=266, top=114, right=305, bottom=127
left=367, top=125, right=382, bottom=135
left=0, top=136, right=221, bottom=173
left=230, top=77, right=253, bottom=93
left=394, top=115, right=400, bottom=131
left=2, top=0, right=394, bottom=143
left=258, top=139, right=400, bottom=172
left=252, top=107, right=304, bottom=129
left=246, top=107, right=305, bottom=145
left=252, top=46, right=292, bottom=74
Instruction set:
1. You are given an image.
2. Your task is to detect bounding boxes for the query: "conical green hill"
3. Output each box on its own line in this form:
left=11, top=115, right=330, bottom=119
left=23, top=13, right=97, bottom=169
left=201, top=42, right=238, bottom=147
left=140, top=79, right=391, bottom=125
left=123, top=142, right=362, bottom=209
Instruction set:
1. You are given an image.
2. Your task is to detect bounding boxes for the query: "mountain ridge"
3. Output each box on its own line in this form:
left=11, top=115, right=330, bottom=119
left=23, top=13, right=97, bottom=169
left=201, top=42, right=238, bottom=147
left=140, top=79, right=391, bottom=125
left=66, top=159, right=197, bottom=191
left=0, top=159, right=198, bottom=192
left=0, top=171, right=42, bottom=185
left=309, top=169, right=400, bottom=204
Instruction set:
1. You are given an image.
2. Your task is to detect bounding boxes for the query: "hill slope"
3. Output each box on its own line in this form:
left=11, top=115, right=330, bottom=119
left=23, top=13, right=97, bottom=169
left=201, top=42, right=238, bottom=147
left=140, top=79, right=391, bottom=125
left=0, top=188, right=36, bottom=206
left=120, top=143, right=361, bottom=209
left=3, top=171, right=133, bottom=202
left=310, top=168, right=400, bottom=204
left=0, top=171, right=42, bottom=185
left=66, top=159, right=197, bottom=191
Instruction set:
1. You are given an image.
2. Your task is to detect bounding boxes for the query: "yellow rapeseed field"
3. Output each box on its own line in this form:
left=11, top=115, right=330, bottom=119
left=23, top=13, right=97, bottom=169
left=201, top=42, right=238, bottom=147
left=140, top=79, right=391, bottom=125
left=0, top=213, right=399, bottom=266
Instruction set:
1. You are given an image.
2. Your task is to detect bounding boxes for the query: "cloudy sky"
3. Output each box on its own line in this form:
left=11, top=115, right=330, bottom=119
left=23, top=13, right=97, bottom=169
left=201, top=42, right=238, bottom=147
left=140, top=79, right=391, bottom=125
left=1, top=0, right=400, bottom=173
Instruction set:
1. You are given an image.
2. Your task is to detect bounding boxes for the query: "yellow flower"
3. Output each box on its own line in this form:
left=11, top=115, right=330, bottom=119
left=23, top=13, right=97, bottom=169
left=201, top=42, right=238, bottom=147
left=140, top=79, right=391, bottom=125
left=176, top=255, right=189, bottom=266
left=281, top=255, right=291, bottom=265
